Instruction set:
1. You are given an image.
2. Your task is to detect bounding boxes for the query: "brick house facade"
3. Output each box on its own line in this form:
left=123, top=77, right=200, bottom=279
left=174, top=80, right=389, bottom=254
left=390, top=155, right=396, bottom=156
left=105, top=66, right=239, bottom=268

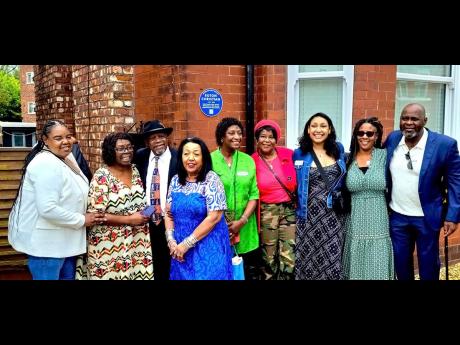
left=30, top=64, right=460, bottom=266
left=19, top=65, right=36, bottom=123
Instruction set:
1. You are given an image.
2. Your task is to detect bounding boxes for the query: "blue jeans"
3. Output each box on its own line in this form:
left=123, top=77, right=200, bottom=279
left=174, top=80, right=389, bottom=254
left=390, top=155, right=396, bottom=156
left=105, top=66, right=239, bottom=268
left=27, top=255, right=77, bottom=280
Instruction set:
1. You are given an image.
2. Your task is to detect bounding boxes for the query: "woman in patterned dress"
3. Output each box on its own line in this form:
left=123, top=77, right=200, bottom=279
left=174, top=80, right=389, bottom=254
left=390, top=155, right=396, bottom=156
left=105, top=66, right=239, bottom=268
left=76, top=132, right=153, bottom=279
left=165, top=137, right=233, bottom=280
left=293, top=113, right=347, bottom=280
left=342, top=117, right=394, bottom=280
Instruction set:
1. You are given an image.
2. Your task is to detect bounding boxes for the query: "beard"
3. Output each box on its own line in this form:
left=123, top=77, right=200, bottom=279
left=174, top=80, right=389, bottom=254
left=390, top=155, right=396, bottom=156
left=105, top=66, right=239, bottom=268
left=402, top=129, right=417, bottom=139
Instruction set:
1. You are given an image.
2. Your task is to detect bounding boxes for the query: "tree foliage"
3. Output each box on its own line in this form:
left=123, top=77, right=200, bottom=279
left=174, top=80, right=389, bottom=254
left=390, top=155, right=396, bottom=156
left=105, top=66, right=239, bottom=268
left=0, top=67, right=21, bottom=122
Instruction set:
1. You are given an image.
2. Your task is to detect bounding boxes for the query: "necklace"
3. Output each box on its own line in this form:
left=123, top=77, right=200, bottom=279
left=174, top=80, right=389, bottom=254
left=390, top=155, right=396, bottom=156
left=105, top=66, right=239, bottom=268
left=313, top=149, right=325, bottom=158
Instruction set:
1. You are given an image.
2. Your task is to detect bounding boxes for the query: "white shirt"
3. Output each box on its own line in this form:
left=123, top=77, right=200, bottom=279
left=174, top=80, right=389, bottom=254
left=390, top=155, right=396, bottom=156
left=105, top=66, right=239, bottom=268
left=145, top=147, right=171, bottom=216
left=389, top=128, right=428, bottom=216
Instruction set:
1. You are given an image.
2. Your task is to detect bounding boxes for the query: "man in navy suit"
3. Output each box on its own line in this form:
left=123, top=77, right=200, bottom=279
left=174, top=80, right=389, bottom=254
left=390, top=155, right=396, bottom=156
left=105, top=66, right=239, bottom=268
left=133, top=120, right=178, bottom=280
left=384, top=103, right=460, bottom=280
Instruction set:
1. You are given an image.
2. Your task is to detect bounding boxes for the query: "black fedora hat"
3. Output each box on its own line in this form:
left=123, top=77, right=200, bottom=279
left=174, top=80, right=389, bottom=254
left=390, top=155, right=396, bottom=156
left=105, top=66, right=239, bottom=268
left=142, top=120, right=173, bottom=137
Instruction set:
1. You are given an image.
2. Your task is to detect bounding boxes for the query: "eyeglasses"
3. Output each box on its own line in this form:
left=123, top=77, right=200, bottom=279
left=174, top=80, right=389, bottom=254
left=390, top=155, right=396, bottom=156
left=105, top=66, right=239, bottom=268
left=115, top=145, right=134, bottom=153
left=356, top=131, right=376, bottom=138
left=405, top=151, right=413, bottom=170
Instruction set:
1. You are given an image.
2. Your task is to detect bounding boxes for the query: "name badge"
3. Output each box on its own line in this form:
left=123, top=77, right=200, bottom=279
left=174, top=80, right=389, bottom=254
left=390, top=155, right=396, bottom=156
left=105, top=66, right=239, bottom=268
left=294, top=160, right=303, bottom=166
left=237, top=171, right=248, bottom=176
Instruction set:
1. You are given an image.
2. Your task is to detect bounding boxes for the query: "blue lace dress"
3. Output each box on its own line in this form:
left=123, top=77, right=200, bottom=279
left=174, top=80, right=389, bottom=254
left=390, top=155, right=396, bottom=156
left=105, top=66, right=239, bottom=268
left=167, top=171, right=233, bottom=280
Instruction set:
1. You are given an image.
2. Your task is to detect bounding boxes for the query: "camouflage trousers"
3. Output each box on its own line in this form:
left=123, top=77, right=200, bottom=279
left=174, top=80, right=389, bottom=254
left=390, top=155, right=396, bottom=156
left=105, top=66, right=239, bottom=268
left=260, top=202, right=296, bottom=280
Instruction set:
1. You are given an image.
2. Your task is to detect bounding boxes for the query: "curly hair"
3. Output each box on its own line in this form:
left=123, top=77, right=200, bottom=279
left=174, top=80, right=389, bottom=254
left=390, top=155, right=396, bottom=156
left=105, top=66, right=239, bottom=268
left=347, top=117, right=383, bottom=168
left=215, top=117, right=244, bottom=147
left=254, top=125, right=278, bottom=143
left=101, top=132, right=134, bottom=166
left=298, top=112, right=340, bottom=159
left=177, top=137, right=213, bottom=185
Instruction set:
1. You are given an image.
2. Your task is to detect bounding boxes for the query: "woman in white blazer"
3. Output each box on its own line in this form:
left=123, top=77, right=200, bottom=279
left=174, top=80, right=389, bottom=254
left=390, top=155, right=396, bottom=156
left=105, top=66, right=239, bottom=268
left=8, top=120, right=105, bottom=280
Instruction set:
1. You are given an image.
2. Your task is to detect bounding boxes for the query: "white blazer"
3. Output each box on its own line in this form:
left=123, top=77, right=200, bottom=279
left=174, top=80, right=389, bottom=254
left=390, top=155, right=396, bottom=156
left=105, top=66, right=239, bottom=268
left=8, top=150, right=89, bottom=258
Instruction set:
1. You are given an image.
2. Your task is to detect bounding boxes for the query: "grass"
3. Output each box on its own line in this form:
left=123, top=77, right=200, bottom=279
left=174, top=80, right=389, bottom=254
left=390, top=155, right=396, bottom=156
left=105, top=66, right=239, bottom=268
left=415, top=262, right=460, bottom=280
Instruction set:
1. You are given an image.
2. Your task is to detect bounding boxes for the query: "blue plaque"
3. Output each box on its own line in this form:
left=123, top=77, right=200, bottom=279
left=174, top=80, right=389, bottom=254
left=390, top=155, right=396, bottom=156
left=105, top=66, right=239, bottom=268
left=199, top=89, right=223, bottom=117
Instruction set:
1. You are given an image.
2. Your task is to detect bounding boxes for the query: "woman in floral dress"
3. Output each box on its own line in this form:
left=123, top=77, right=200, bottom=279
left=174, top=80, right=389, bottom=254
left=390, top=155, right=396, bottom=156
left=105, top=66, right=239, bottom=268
left=76, top=132, right=153, bottom=280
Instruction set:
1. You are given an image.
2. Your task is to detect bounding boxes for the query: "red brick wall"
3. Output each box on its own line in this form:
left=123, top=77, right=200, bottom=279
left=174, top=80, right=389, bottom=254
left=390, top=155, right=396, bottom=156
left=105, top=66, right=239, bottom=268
left=33, top=65, right=74, bottom=134
left=134, top=65, right=247, bottom=151
left=72, top=65, right=135, bottom=172
left=19, top=65, right=36, bottom=123
left=254, top=65, right=287, bottom=147
left=353, top=65, right=397, bottom=140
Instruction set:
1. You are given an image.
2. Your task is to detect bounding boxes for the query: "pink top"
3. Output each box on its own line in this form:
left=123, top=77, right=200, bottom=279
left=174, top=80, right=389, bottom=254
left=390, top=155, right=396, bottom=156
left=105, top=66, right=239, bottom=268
left=252, top=147, right=297, bottom=204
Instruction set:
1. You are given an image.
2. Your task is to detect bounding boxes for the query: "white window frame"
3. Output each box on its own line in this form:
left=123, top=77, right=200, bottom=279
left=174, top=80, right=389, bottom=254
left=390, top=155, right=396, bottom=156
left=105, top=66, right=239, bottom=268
left=397, top=66, right=460, bottom=141
left=28, top=102, right=36, bottom=114
left=26, top=72, right=34, bottom=84
left=287, top=65, right=355, bottom=150
left=12, top=132, right=25, bottom=147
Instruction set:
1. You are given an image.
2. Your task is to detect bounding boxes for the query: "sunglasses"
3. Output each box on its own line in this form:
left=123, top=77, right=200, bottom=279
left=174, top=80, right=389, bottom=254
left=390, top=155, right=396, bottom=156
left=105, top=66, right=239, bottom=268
left=356, top=131, right=376, bottom=138
left=405, top=151, right=413, bottom=170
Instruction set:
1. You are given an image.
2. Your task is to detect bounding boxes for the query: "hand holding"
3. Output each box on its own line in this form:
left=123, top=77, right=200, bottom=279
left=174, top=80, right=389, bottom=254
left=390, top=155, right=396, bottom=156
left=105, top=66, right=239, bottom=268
left=443, top=221, right=458, bottom=237
left=130, top=212, right=150, bottom=226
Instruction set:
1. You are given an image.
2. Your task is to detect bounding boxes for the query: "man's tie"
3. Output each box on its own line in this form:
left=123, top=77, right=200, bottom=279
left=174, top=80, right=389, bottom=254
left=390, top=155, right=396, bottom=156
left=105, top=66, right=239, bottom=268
left=150, top=156, right=162, bottom=225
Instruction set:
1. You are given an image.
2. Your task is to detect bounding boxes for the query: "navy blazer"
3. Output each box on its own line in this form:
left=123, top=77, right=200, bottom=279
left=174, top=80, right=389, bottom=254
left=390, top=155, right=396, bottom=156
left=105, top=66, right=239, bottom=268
left=133, top=147, right=178, bottom=193
left=384, top=129, right=460, bottom=230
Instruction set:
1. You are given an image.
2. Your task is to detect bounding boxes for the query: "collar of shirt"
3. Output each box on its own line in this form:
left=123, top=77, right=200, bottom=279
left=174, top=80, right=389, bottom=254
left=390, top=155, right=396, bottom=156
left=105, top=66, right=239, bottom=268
left=397, top=127, right=428, bottom=151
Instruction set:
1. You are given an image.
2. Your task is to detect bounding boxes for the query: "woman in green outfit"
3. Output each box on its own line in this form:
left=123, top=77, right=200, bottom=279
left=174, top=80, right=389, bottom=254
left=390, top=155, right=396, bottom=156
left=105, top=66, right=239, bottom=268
left=211, top=117, right=261, bottom=280
left=342, top=117, right=395, bottom=280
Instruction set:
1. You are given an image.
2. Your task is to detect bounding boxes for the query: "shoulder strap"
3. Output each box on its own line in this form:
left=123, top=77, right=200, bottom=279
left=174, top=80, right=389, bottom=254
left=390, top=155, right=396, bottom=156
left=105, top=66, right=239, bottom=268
left=311, top=151, right=333, bottom=191
left=258, top=153, right=296, bottom=201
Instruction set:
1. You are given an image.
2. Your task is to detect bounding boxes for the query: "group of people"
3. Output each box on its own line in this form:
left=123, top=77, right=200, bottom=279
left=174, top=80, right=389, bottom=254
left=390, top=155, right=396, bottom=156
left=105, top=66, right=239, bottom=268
left=7, top=102, right=460, bottom=280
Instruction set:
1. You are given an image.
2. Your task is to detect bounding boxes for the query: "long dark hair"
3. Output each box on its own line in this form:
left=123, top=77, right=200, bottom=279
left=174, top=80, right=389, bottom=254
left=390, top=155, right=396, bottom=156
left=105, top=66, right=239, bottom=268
left=10, top=119, right=67, bottom=223
left=347, top=117, right=383, bottom=168
left=298, top=112, right=340, bottom=160
left=177, top=137, right=213, bottom=185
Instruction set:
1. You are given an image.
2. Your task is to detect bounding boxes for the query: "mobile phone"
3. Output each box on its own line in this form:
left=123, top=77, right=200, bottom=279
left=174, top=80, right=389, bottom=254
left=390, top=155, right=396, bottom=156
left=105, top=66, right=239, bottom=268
left=141, top=205, right=155, bottom=217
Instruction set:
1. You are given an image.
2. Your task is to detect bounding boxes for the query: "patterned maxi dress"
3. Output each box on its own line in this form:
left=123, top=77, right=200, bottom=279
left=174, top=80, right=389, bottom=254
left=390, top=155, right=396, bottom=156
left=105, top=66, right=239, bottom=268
left=342, top=148, right=394, bottom=280
left=76, top=165, right=153, bottom=280
left=295, top=162, right=345, bottom=280
left=167, top=171, right=233, bottom=280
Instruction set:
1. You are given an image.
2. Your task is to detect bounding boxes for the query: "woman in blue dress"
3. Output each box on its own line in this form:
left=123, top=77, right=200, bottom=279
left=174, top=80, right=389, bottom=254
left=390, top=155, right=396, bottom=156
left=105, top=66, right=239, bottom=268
left=164, top=137, right=233, bottom=280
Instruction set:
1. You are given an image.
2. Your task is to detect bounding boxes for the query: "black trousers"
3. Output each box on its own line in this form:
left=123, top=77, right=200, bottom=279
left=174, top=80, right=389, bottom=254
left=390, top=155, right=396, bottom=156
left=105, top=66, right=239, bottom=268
left=149, top=219, right=171, bottom=281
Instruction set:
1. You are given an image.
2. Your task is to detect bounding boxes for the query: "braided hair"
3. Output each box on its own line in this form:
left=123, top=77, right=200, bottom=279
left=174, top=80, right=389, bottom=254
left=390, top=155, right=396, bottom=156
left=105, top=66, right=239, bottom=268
left=10, top=119, right=67, bottom=224
left=346, top=117, right=383, bottom=168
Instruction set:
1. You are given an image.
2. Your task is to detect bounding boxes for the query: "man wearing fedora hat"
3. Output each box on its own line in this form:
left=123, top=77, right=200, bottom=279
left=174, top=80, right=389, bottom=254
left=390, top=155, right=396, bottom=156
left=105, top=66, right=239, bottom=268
left=134, top=120, right=178, bottom=280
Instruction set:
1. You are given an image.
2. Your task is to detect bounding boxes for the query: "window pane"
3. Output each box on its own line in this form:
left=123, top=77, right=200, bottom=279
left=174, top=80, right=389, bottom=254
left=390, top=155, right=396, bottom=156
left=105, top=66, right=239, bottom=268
left=299, top=65, right=343, bottom=73
left=394, top=81, right=446, bottom=133
left=397, top=65, right=451, bottom=77
left=13, top=133, right=25, bottom=147
left=299, top=79, right=343, bottom=140
left=28, top=102, right=35, bottom=114
left=26, top=72, right=34, bottom=84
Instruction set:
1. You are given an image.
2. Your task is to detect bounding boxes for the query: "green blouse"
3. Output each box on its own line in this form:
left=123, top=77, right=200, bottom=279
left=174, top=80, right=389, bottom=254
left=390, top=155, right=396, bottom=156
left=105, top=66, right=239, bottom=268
left=211, top=149, right=259, bottom=254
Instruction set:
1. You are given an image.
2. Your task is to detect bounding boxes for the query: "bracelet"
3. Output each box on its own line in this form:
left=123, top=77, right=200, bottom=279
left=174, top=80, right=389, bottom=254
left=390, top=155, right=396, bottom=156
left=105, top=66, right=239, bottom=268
left=240, top=214, right=248, bottom=224
left=181, top=233, right=198, bottom=249
left=165, top=229, right=175, bottom=243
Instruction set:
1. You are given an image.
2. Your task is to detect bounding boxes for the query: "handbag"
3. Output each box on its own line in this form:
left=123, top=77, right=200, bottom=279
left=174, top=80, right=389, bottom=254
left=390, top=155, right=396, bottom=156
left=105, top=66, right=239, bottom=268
left=257, top=153, right=297, bottom=208
left=231, top=245, right=245, bottom=280
left=311, top=151, right=350, bottom=215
